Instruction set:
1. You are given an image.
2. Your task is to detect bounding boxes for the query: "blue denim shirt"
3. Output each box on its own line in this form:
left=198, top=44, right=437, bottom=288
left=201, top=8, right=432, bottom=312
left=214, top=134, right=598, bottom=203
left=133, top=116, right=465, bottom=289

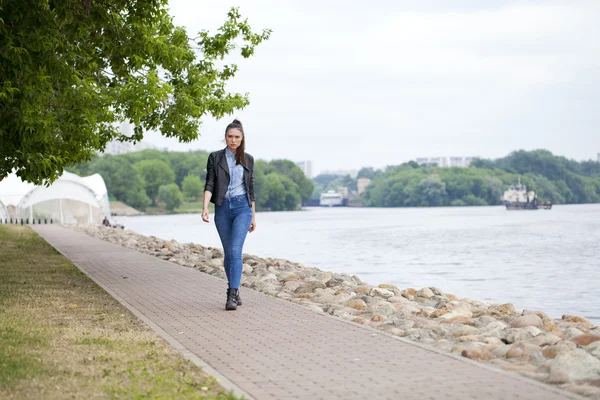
left=225, top=148, right=247, bottom=198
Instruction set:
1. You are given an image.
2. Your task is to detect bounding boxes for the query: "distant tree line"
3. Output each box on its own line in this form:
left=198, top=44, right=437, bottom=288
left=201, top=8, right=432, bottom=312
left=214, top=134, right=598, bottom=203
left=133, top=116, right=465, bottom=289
left=309, top=150, right=600, bottom=207
left=68, top=150, right=313, bottom=212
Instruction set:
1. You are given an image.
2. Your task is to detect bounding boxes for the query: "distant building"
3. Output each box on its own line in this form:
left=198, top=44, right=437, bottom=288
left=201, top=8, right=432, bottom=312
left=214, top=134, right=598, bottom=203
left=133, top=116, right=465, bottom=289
left=449, top=157, right=463, bottom=167
left=417, top=156, right=474, bottom=168
left=102, top=123, right=159, bottom=155
left=357, top=177, right=372, bottom=195
left=320, top=169, right=358, bottom=178
left=295, top=161, right=313, bottom=178
left=597, top=153, right=600, bottom=162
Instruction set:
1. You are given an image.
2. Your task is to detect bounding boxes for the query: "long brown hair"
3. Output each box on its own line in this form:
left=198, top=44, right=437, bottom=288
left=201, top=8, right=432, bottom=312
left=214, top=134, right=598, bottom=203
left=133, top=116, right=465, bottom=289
left=225, top=119, right=246, bottom=166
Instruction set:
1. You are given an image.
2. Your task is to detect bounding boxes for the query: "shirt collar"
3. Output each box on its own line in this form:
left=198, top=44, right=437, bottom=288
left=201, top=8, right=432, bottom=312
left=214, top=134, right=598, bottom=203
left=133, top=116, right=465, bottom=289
left=225, top=148, right=236, bottom=158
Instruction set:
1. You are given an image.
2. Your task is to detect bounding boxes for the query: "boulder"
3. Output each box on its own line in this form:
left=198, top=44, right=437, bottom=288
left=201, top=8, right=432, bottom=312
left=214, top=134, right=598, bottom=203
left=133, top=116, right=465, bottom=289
left=502, top=327, right=542, bottom=344
left=525, top=333, right=562, bottom=347
left=369, top=287, right=395, bottom=299
left=452, top=325, right=479, bottom=338
left=506, top=343, right=543, bottom=361
left=584, top=341, right=600, bottom=359
left=548, top=349, right=600, bottom=384
left=368, top=301, right=397, bottom=317
left=345, top=299, right=368, bottom=311
left=510, top=315, right=543, bottom=329
left=294, top=281, right=327, bottom=294
left=440, top=316, right=474, bottom=325
left=570, top=333, right=600, bottom=347
left=416, top=287, right=435, bottom=299
left=542, top=341, right=578, bottom=359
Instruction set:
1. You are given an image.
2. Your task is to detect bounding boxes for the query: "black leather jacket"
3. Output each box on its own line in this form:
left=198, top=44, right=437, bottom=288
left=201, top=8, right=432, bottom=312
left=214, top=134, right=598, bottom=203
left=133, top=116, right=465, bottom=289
left=204, top=148, right=255, bottom=206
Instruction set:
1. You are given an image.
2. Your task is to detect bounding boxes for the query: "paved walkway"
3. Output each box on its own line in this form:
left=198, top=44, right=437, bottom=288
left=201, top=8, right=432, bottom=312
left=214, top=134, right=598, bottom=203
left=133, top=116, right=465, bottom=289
left=32, top=225, right=577, bottom=400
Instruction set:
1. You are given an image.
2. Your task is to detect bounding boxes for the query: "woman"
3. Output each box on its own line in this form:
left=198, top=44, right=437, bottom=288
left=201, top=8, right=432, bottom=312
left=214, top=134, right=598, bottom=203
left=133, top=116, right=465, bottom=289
left=202, top=119, right=257, bottom=311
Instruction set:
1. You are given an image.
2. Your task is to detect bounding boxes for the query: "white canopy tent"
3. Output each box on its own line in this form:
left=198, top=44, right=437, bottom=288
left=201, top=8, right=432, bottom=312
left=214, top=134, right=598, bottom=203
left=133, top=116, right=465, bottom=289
left=0, top=171, right=110, bottom=224
left=0, top=200, right=8, bottom=221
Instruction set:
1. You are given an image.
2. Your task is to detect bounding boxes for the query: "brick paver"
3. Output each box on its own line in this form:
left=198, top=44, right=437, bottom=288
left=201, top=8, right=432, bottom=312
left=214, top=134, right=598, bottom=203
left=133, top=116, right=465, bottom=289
left=32, top=225, right=578, bottom=400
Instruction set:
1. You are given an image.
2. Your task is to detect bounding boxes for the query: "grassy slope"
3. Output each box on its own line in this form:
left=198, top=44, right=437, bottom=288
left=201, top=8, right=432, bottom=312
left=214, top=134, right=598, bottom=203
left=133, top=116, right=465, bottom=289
left=0, top=225, right=239, bottom=400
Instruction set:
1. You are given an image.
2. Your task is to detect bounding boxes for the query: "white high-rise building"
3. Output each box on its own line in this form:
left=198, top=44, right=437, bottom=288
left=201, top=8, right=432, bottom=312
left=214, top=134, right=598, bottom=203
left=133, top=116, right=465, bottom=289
left=102, top=123, right=158, bottom=155
left=450, top=157, right=464, bottom=167
left=295, top=161, right=313, bottom=178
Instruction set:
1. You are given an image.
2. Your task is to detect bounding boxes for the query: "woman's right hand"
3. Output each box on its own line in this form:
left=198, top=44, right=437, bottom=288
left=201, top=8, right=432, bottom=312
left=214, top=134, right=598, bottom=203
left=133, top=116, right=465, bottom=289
left=201, top=208, right=210, bottom=223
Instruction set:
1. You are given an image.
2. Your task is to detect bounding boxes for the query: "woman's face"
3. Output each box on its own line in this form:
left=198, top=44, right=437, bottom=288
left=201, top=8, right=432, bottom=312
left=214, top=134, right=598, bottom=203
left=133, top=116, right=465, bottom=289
left=226, top=128, right=243, bottom=152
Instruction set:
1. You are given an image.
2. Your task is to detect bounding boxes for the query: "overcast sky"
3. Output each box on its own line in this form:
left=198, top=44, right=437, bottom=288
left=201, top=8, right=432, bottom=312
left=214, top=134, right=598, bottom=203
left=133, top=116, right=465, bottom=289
left=143, top=0, right=600, bottom=174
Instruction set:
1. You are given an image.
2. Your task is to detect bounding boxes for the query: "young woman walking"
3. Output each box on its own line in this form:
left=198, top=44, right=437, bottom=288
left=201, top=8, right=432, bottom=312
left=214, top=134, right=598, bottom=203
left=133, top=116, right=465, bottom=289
left=202, top=119, right=256, bottom=310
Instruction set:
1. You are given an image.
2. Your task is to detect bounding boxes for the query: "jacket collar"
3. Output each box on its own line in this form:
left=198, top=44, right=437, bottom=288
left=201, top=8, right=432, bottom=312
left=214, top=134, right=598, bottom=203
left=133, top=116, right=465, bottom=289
left=219, top=147, right=250, bottom=172
left=218, top=148, right=230, bottom=177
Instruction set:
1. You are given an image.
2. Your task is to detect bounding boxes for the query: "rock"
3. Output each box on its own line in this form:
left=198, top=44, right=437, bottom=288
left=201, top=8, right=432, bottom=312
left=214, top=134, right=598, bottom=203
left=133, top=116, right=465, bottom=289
left=510, top=315, right=543, bottom=329
left=585, top=341, right=600, bottom=359
left=563, top=327, right=585, bottom=339
left=296, top=293, right=314, bottom=299
left=351, top=275, right=363, bottom=285
left=353, top=286, right=370, bottom=295
left=571, top=333, right=600, bottom=347
left=260, top=273, right=278, bottom=282
left=542, top=341, right=578, bottom=359
left=394, top=302, right=421, bottom=315
left=525, top=333, right=561, bottom=347
left=334, top=289, right=349, bottom=295
left=452, top=325, right=479, bottom=338
left=548, top=349, right=600, bottom=383
left=503, top=327, right=542, bottom=344
left=282, top=281, right=302, bottom=292
left=440, top=316, right=474, bottom=325
left=316, top=272, right=332, bottom=283
left=401, top=288, right=417, bottom=299
left=393, top=320, right=415, bottom=330
left=446, top=293, right=458, bottom=301
left=416, top=287, right=435, bottom=298
left=369, top=287, right=395, bottom=299
left=208, top=258, right=223, bottom=268
left=562, top=314, right=596, bottom=329
left=387, top=296, right=409, bottom=304
left=371, top=315, right=387, bottom=322
left=413, top=319, right=441, bottom=331
left=278, top=272, right=299, bottom=282
left=345, top=299, right=368, bottom=311
left=368, top=301, right=397, bottom=317
left=294, top=281, right=327, bottom=294
left=438, top=302, right=473, bottom=320
left=378, top=284, right=401, bottom=295
left=481, top=320, right=508, bottom=333
left=506, top=343, right=542, bottom=361
left=461, top=348, right=494, bottom=361
left=488, top=303, right=518, bottom=318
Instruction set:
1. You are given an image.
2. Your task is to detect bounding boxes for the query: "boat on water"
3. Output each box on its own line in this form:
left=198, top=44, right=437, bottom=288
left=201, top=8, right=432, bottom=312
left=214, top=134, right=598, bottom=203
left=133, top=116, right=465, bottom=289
left=320, top=190, right=344, bottom=207
left=501, top=178, right=552, bottom=210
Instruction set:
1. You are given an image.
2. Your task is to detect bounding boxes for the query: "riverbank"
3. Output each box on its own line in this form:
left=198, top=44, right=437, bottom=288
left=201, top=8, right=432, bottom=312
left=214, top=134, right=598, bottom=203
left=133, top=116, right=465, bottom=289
left=74, top=224, right=600, bottom=398
left=0, top=225, right=238, bottom=399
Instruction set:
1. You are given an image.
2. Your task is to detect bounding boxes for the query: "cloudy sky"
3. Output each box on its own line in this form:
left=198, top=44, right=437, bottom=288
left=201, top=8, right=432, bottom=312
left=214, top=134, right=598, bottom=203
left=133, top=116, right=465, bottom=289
left=143, top=0, right=600, bottom=175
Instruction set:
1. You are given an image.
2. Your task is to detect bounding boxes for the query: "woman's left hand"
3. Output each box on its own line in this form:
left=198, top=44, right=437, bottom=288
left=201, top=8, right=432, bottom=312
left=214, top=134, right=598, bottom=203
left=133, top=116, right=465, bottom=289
left=249, top=219, right=256, bottom=233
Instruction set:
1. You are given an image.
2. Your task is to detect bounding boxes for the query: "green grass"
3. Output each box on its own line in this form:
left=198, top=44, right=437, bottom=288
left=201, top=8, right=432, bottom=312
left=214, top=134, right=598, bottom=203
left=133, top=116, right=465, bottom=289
left=0, top=225, right=241, bottom=400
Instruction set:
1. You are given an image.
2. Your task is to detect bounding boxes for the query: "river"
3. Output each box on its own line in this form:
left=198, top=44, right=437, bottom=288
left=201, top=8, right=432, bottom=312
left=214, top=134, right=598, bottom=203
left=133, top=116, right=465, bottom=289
left=117, top=204, right=600, bottom=325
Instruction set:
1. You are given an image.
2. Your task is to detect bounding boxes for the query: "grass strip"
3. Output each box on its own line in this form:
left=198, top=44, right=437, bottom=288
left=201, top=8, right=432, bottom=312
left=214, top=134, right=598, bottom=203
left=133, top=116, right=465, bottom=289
left=0, top=225, right=240, bottom=400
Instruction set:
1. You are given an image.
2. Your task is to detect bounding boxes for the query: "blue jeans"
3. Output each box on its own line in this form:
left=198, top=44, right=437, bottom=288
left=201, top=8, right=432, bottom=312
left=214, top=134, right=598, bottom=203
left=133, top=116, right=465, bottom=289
left=214, top=195, right=252, bottom=289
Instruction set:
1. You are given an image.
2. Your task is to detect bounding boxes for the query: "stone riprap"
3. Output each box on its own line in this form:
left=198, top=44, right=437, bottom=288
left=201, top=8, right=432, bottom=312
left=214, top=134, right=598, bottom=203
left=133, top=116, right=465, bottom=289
left=74, top=225, right=600, bottom=399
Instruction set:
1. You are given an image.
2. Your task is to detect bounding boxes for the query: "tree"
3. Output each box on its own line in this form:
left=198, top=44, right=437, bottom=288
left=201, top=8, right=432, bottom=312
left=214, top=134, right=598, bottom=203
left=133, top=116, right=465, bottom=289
left=182, top=174, right=203, bottom=201
left=158, top=183, right=183, bottom=211
left=133, top=160, right=175, bottom=204
left=269, top=160, right=314, bottom=202
left=0, top=3, right=270, bottom=184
